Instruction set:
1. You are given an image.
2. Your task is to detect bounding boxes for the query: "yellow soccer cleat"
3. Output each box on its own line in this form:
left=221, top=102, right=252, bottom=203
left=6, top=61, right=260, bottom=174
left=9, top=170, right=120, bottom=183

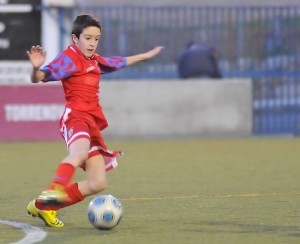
left=37, top=184, right=70, bottom=206
left=27, top=200, right=64, bottom=228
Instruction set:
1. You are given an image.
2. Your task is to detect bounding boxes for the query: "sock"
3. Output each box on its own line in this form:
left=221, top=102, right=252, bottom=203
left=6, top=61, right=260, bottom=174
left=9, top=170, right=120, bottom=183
left=53, top=183, right=85, bottom=210
left=36, top=183, right=85, bottom=211
left=35, top=163, right=76, bottom=210
left=49, top=162, right=76, bottom=188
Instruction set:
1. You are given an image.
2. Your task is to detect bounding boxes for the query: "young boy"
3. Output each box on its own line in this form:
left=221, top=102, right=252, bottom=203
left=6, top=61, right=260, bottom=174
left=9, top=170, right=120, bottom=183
left=26, top=14, right=163, bottom=227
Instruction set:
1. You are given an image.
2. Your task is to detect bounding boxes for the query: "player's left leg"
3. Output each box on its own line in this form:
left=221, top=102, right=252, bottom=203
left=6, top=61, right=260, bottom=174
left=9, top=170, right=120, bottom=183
left=78, top=154, right=107, bottom=196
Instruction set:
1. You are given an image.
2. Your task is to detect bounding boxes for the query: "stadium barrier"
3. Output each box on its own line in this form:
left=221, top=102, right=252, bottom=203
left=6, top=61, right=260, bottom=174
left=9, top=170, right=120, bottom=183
left=0, top=79, right=252, bottom=141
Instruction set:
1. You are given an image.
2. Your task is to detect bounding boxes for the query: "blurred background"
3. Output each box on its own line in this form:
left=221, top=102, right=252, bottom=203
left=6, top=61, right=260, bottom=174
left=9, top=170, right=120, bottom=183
left=1, top=0, right=300, bottom=139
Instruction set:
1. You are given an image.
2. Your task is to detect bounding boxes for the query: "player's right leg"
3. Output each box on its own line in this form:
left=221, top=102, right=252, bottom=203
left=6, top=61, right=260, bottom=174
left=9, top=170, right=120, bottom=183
left=44, top=153, right=116, bottom=212
left=37, top=138, right=90, bottom=206
left=27, top=200, right=64, bottom=228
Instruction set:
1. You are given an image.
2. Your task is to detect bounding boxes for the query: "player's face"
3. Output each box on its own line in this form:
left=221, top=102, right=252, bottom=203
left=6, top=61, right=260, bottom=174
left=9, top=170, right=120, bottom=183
left=76, top=26, right=101, bottom=58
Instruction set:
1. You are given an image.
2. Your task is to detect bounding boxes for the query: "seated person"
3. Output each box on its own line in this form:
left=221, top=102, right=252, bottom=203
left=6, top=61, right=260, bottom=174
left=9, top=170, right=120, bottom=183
left=177, top=42, right=222, bottom=79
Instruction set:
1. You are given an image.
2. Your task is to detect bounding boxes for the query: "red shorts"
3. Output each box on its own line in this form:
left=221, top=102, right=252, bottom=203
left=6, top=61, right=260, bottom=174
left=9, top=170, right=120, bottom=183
left=60, top=107, right=122, bottom=171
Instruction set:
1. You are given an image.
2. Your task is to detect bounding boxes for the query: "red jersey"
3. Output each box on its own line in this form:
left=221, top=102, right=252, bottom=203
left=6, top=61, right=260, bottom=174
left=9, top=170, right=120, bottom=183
left=41, top=45, right=126, bottom=111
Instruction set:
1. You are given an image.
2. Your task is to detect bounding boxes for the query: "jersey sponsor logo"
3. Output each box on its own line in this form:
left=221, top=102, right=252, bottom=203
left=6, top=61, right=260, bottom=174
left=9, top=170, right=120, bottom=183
left=86, top=66, right=96, bottom=73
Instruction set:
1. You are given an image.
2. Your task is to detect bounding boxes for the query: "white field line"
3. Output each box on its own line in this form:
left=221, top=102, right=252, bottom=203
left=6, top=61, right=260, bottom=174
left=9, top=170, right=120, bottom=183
left=0, top=219, right=47, bottom=244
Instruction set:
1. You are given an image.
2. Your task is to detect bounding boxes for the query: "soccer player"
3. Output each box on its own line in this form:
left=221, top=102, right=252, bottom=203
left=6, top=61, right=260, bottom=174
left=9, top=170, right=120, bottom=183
left=26, top=14, right=163, bottom=227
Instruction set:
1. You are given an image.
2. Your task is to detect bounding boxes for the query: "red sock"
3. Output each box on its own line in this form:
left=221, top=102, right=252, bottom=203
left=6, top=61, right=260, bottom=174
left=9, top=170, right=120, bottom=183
left=36, top=183, right=84, bottom=211
left=49, top=162, right=75, bottom=188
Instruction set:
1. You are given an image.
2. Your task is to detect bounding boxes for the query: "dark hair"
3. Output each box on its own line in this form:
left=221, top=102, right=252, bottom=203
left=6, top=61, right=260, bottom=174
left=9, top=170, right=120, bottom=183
left=72, top=14, right=102, bottom=38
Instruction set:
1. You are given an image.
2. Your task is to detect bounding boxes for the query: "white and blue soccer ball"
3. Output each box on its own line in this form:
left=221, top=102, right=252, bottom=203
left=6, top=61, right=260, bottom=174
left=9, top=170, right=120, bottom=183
left=87, top=195, right=123, bottom=230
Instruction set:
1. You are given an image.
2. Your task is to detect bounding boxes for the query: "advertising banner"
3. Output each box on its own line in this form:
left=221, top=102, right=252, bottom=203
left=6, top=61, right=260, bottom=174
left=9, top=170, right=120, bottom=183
left=0, top=85, right=65, bottom=141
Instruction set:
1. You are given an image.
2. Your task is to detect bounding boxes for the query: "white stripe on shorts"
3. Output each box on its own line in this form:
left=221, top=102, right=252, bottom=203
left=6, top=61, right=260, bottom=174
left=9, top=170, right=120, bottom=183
left=66, top=131, right=90, bottom=148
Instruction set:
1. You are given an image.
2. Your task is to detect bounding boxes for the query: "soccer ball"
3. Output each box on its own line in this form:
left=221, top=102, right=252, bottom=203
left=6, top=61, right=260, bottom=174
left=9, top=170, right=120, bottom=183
left=87, top=195, right=123, bottom=230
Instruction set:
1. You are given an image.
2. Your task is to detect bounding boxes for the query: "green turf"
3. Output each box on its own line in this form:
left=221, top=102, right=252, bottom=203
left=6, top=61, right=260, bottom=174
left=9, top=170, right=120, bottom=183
left=0, top=138, right=300, bottom=243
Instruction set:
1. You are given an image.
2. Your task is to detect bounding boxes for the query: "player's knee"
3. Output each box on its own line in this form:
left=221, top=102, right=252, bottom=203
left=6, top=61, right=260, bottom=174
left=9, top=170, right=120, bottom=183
left=89, top=179, right=107, bottom=193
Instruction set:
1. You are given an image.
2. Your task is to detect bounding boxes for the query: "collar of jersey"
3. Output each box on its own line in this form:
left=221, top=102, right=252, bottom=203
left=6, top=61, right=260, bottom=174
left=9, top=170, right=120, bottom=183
left=69, top=44, right=97, bottom=60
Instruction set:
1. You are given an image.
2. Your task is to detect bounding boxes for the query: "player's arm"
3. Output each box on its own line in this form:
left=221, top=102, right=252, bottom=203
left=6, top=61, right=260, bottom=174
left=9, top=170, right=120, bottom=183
left=100, top=46, right=164, bottom=74
left=30, top=68, right=46, bottom=83
left=26, top=45, right=47, bottom=83
left=125, top=46, right=164, bottom=66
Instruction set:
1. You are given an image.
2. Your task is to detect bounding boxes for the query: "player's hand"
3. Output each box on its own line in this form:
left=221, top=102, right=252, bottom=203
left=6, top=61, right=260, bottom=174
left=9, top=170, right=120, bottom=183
left=143, top=46, right=164, bottom=59
left=126, top=46, right=164, bottom=66
left=26, top=45, right=47, bottom=69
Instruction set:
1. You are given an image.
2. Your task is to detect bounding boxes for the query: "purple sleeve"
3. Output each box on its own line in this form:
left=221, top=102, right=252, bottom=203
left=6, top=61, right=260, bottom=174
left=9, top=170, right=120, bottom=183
left=40, top=54, right=77, bottom=82
left=100, top=56, right=127, bottom=74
